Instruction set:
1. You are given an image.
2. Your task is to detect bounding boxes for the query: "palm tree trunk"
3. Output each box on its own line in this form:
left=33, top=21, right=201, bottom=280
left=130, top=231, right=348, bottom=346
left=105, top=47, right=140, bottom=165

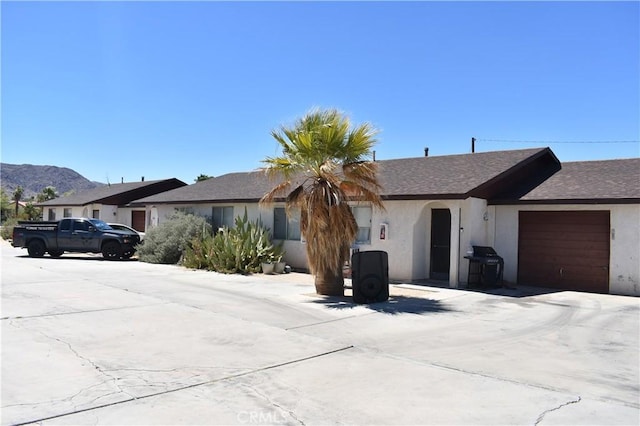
left=314, top=267, right=345, bottom=296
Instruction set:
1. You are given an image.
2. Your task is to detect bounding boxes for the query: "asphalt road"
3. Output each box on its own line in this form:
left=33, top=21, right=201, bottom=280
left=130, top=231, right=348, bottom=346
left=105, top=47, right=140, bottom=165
left=2, top=240, right=639, bottom=425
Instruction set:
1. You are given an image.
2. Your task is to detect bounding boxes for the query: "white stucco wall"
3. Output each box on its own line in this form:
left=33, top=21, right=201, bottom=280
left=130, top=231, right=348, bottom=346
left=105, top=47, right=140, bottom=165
left=145, top=202, right=311, bottom=269
left=146, top=199, right=495, bottom=287
left=367, top=199, right=488, bottom=287
left=42, top=204, right=120, bottom=221
left=137, top=198, right=633, bottom=297
left=494, top=204, right=640, bottom=296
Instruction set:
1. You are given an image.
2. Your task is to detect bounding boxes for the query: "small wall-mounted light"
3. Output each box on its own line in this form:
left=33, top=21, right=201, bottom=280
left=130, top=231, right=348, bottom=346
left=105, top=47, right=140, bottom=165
left=379, top=223, right=388, bottom=240
left=483, top=212, right=489, bottom=221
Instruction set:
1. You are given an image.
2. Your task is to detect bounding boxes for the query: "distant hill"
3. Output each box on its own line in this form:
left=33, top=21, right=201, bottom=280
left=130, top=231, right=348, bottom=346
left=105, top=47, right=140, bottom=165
left=1, top=163, right=104, bottom=200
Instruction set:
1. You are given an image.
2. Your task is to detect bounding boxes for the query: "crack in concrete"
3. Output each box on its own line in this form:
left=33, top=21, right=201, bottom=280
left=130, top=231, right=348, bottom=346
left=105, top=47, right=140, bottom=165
left=240, top=382, right=306, bottom=426
left=1, top=302, right=172, bottom=321
left=8, top=320, right=136, bottom=410
left=10, top=345, right=354, bottom=426
left=534, top=396, right=582, bottom=425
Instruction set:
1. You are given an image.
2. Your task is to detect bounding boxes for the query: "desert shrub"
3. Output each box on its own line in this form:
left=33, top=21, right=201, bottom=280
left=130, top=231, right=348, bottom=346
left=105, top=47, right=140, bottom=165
left=138, top=211, right=211, bottom=264
left=1, top=218, right=18, bottom=240
left=183, top=209, right=283, bottom=274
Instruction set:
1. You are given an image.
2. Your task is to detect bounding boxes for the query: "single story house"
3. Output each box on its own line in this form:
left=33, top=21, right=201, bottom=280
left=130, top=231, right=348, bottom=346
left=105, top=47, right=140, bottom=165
left=38, top=178, right=187, bottom=231
left=135, top=147, right=639, bottom=296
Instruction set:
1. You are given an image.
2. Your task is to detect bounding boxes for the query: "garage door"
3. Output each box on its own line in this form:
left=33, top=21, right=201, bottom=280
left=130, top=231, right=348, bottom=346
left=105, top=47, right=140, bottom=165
left=518, top=211, right=610, bottom=293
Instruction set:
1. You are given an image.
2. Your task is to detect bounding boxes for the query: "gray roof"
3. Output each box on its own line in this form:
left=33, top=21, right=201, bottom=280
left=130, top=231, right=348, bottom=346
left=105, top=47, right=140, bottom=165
left=137, top=172, right=281, bottom=204
left=38, top=178, right=187, bottom=207
left=513, top=158, right=640, bottom=203
left=138, top=148, right=560, bottom=204
left=377, top=147, right=556, bottom=198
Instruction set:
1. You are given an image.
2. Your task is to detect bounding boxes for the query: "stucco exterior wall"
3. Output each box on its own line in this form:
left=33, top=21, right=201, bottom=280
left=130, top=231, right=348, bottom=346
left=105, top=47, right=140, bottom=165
left=366, top=199, right=488, bottom=286
left=146, top=202, right=311, bottom=269
left=41, top=204, right=118, bottom=221
left=144, top=199, right=494, bottom=286
left=493, top=204, right=640, bottom=296
left=143, top=199, right=640, bottom=296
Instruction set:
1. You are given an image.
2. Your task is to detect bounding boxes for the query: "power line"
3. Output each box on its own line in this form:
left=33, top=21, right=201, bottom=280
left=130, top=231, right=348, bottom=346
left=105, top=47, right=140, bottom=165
left=475, top=138, right=640, bottom=144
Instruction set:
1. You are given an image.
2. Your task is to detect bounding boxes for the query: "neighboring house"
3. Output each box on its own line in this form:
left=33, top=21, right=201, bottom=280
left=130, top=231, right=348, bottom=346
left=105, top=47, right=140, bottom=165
left=37, top=178, right=187, bottom=232
left=8, top=200, right=27, bottom=211
left=136, top=148, right=640, bottom=296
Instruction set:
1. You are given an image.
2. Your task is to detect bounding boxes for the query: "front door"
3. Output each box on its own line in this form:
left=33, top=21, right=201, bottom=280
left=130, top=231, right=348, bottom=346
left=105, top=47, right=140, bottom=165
left=430, top=209, right=451, bottom=280
left=132, top=210, right=146, bottom=232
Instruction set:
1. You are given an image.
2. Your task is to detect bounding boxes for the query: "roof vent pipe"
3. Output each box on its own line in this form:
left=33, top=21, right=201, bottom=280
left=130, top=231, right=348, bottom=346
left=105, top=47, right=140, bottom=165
left=424, top=147, right=429, bottom=157
left=121, top=177, right=124, bottom=183
left=373, top=150, right=376, bottom=161
left=142, top=176, right=145, bottom=182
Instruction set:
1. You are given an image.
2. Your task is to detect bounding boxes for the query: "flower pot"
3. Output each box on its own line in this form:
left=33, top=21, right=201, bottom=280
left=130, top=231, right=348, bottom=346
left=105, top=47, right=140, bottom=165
left=274, top=261, right=286, bottom=274
left=261, top=262, right=275, bottom=274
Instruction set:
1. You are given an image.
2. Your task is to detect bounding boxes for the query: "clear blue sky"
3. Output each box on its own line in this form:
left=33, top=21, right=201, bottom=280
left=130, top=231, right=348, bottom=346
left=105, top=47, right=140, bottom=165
left=2, top=1, right=639, bottom=185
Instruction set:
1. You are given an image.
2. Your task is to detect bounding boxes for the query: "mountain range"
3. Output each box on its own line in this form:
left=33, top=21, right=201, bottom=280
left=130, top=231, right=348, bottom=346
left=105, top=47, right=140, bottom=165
left=1, top=163, right=104, bottom=200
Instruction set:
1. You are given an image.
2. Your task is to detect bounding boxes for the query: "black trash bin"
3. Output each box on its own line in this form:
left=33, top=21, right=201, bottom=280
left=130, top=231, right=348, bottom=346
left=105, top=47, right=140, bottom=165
left=351, top=250, right=389, bottom=303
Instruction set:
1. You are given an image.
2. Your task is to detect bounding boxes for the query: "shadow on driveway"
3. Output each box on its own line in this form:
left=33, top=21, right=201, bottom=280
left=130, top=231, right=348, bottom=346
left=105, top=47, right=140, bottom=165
left=401, top=279, right=565, bottom=298
left=307, top=294, right=454, bottom=315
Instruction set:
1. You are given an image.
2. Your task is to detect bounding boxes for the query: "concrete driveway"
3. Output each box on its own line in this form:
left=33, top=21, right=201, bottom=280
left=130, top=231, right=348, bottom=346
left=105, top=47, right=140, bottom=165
left=2, top=240, right=639, bottom=425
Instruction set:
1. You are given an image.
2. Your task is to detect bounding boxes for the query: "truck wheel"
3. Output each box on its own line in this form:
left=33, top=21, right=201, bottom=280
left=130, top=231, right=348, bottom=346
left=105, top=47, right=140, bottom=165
left=102, top=241, right=123, bottom=260
left=48, top=250, right=64, bottom=258
left=27, top=240, right=46, bottom=258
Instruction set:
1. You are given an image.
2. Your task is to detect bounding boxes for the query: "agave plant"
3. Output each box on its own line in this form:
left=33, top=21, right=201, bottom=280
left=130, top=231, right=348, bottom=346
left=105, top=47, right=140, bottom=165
left=183, top=208, right=281, bottom=274
left=260, top=108, right=384, bottom=296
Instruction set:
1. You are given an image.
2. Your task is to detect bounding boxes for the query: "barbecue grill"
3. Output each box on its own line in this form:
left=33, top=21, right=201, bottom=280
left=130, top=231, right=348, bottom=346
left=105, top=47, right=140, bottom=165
left=464, top=245, right=504, bottom=288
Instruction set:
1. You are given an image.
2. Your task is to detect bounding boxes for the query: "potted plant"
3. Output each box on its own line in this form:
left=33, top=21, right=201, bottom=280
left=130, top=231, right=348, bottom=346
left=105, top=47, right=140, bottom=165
left=261, top=260, right=275, bottom=274
left=273, top=243, right=286, bottom=273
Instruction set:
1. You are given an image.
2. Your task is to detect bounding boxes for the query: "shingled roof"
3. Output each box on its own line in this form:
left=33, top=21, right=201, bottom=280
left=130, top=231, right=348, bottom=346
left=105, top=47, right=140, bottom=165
left=494, top=158, right=640, bottom=204
left=138, top=148, right=562, bottom=204
left=38, top=178, right=187, bottom=207
left=377, top=147, right=560, bottom=200
left=136, top=173, right=281, bottom=205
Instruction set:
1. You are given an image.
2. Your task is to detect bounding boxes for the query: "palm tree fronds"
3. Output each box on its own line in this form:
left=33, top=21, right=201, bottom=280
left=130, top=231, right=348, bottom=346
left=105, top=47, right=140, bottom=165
left=261, top=108, right=385, bottom=295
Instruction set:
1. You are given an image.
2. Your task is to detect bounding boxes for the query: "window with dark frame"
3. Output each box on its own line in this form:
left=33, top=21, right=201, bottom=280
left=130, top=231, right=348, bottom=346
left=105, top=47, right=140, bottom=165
left=212, top=206, right=234, bottom=231
left=273, top=207, right=301, bottom=240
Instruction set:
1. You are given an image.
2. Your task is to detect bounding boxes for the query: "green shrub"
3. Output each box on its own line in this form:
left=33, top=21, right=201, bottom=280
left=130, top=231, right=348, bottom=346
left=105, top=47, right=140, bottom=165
left=183, top=208, right=283, bottom=274
left=1, top=218, right=18, bottom=240
left=138, top=211, right=211, bottom=264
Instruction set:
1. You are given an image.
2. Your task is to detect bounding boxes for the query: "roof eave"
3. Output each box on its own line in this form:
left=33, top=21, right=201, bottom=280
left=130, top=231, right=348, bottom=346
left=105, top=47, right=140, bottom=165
left=489, top=198, right=640, bottom=205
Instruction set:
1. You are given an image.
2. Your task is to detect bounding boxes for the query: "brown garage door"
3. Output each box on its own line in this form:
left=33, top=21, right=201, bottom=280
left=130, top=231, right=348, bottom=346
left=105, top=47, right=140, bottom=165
left=131, top=210, right=146, bottom=232
left=518, top=211, right=610, bottom=293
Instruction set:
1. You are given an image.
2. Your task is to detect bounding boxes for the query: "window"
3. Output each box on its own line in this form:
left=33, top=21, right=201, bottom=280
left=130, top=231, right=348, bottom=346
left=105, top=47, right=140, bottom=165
left=73, top=219, right=89, bottom=232
left=63, top=208, right=72, bottom=217
left=351, top=206, right=372, bottom=244
left=273, top=207, right=301, bottom=240
left=92, top=209, right=100, bottom=219
left=48, top=208, right=56, bottom=221
left=59, top=219, right=71, bottom=231
left=212, top=206, right=234, bottom=230
left=175, top=207, right=194, bottom=215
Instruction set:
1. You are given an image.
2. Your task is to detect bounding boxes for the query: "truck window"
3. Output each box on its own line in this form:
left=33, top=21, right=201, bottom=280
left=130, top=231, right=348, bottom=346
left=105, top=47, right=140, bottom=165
left=73, top=219, right=89, bottom=232
left=60, top=220, right=71, bottom=231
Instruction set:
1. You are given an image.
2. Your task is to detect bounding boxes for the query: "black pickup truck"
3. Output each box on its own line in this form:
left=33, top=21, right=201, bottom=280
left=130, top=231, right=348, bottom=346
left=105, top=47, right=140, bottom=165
left=12, top=218, right=141, bottom=260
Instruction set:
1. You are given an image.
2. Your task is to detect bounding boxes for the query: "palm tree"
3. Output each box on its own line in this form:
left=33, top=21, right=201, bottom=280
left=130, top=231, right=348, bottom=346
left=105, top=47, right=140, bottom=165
left=36, top=186, right=58, bottom=203
left=13, top=186, right=24, bottom=217
left=260, top=108, right=384, bottom=296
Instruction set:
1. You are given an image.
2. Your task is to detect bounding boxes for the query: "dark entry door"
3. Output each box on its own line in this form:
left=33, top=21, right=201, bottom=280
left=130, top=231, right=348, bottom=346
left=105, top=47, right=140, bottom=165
left=132, top=211, right=146, bottom=232
left=430, top=209, right=451, bottom=280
